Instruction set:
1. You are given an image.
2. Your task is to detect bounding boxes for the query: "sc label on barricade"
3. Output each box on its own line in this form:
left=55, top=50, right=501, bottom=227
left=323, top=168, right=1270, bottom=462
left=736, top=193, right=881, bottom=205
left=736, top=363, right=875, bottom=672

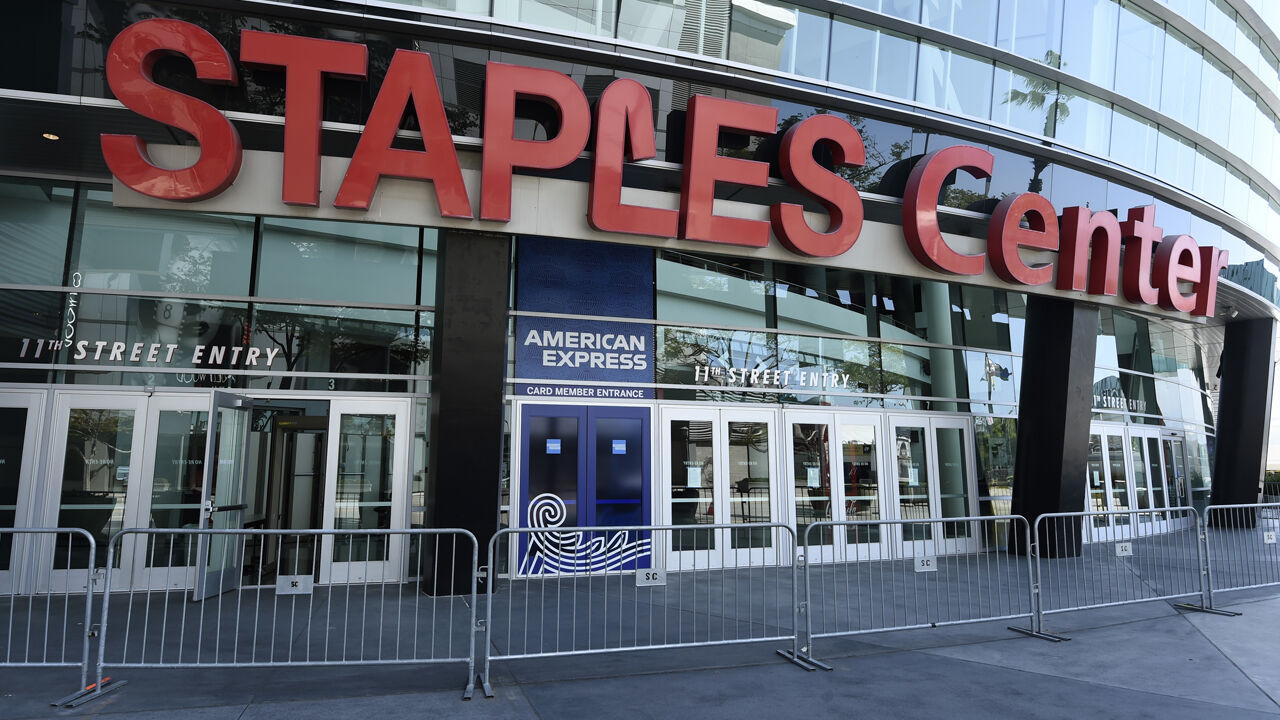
left=636, top=569, right=667, bottom=587
left=914, top=556, right=937, bottom=573
left=1264, top=531, right=1277, bottom=545
left=1115, top=542, right=1133, bottom=557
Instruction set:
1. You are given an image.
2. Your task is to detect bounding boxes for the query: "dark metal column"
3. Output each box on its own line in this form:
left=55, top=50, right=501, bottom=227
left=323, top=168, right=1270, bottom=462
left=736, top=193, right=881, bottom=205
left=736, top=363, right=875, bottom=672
left=1211, top=318, right=1276, bottom=521
left=1010, top=295, right=1099, bottom=557
left=424, top=230, right=511, bottom=591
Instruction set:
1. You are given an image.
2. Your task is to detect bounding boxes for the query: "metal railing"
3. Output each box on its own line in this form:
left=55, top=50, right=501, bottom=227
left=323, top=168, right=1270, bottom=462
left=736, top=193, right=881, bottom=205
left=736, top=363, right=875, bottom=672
left=1203, top=503, right=1280, bottom=595
left=80, top=527, right=481, bottom=703
left=795, top=515, right=1039, bottom=665
left=1032, top=508, right=1210, bottom=623
left=481, top=522, right=805, bottom=693
left=0, top=527, right=107, bottom=706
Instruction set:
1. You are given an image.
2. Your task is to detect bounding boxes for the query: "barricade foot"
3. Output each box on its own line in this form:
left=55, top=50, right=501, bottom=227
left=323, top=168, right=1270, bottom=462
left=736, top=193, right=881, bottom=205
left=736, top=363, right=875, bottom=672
left=54, top=677, right=128, bottom=708
left=776, top=648, right=833, bottom=671
left=1173, top=602, right=1242, bottom=617
left=463, top=679, right=475, bottom=700
left=480, top=675, right=495, bottom=698
left=1008, top=625, right=1070, bottom=642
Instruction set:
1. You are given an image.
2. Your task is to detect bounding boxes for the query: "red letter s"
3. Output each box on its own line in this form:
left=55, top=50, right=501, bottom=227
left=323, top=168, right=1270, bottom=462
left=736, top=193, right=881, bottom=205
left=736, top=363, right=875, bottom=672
left=101, top=19, right=242, bottom=202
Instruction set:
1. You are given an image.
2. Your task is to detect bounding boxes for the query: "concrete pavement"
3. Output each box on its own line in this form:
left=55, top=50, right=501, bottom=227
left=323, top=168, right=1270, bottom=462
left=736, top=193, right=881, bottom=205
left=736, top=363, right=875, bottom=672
left=3, top=588, right=1278, bottom=719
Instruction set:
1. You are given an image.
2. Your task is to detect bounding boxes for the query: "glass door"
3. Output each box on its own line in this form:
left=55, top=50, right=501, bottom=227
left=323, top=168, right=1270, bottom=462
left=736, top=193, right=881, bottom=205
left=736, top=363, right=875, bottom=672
left=127, top=395, right=208, bottom=591
left=887, top=415, right=979, bottom=557
left=0, top=391, right=43, bottom=594
left=194, top=392, right=253, bottom=601
left=320, top=399, right=410, bottom=584
left=783, top=410, right=887, bottom=563
left=660, top=407, right=780, bottom=569
left=515, top=403, right=652, bottom=575
left=1083, top=426, right=1137, bottom=541
left=45, top=393, right=149, bottom=593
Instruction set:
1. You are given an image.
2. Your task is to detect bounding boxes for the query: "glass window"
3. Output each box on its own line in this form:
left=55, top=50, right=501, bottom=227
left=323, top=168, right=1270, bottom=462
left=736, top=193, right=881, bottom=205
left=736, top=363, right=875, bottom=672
left=0, top=178, right=73, bottom=287
left=58, top=408, right=134, bottom=569
left=974, top=416, right=1016, bottom=517
left=492, top=0, right=615, bottom=38
left=990, top=64, right=1058, bottom=137
left=848, top=0, right=920, bottom=21
left=1113, top=1, right=1163, bottom=108
left=1159, top=28, right=1201, bottom=129
left=248, top=305, right=423, bottom=390
left=257, top=218, right=418, bottom=305
left=773, top=264, right=871, bottom=336
left=617, top=0, right=692, bottom=51
left=1198, top=55, right=1232, bottom=148
left=1252, top=109, right=1277, bottom=180
left=1227, top=76, right=1256, bottom=161
left=420, top=229, right=438, bottom=307
left=920, top=0, right=997, bottom=43
left=1162, top=0, right=1205, bottom=26
left=73, top=190, right=253, bottom=295
left=1193, top=148, right=1227, bottom=207
left=394, top=0, right=490, bottom=13
left=1058, top=0, right=1118, bottom=88
left=995, top=0, right=1064, bottom=67
left=845, top=115, right=915, bottom=193
left=656, top=251, right=767, bottom=327
left=1203, top=0, right=1235, bottom=53
left=829, top=18, right=918, bottom=99
left=1156, top=128, right=1196, bottom=193
left=729, top=0, right=829, bottom=79
left=1110, top=107, right=1158, bottom=174
left=1223, top=166, right=1249, bottom=220
left=1053, top=85, right=1111, bottom=157
left=917, top=42, right=993, bottom=119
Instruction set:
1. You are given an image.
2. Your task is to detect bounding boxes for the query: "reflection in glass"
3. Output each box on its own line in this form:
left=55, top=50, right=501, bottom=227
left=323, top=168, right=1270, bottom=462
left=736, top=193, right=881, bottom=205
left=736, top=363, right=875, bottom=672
left=995, top=0, right=1064, bottom=67
left=729, top=422, right=771, bottom=549
left=1187, top=434, right=1212, bottom=513
left=670, top=420, right=714, bottom=550
left=991, top=64, right=1059, bottom=138
left=841, top=424, right=879, bottom=544
left=250, top=305, right=423, bottom=390
left=917, top=41, right=994, bottom=119
left=1147, top=437, right=1166, bottom=510
left=1130, top=435, right=1151, bottom=518
left=896, top=426, right=931, bottom=539
left=1087, top=434, right=1107, bottom=523
left=147, top=411, right=207, bottom=567
left=0, top=179, right=73, bottom=287
left=493, top=0, right=615, bottom=37
left=1058, top=0, right=1118, bottom=87
left=728, top=0, right=829, bottom=79
left=1163, top=438, right=1188, bottom=507
left=936, top=427, right=971, bottom=538
left=258, top=218, right=418, bottom=305
left=57, top=408, right=133, bottom=569
left=1107, top=434, right=1130, bottom=524
left=75, top=190, right=253, bottom=295
left=333, top=414, right=395, bottom=562
left=0, top=408, right=26, bottom=571
left=828, top=18, right=917, bottom=98
left=1053, top=85, right=1111, bottom=156
left=792, top=424, right=831, bottom=545
left=974, top=417, right=1015, bottom=517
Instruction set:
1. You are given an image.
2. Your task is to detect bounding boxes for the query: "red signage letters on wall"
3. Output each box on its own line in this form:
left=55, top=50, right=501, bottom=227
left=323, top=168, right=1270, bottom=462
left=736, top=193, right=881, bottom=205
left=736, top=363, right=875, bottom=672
left=101, top=19, right=1228, bottom=317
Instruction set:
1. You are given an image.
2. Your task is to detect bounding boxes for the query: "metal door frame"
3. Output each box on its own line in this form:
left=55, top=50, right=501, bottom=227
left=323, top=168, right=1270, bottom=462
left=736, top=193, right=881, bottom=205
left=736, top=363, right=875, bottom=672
left=194, top=391, right=254, bottom=601
left=0, top=390, right=45, bottom=595
left=320, top=398, right=412, bottom=585
left=886, top=414, right=981, bottom=557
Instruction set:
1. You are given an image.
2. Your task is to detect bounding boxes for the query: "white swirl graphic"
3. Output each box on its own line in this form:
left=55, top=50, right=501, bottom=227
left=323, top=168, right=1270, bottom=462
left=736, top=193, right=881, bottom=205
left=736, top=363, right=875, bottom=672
left=518, top=493, right=652, bottom=575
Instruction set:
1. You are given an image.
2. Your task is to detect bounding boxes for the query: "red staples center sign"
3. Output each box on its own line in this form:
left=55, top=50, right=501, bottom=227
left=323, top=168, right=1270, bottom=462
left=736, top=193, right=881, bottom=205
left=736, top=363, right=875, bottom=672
left=102, top=19, right=1228, bottom=317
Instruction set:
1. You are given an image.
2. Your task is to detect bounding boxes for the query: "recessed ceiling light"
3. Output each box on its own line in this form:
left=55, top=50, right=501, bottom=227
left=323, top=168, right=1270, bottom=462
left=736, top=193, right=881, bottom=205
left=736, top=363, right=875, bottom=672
left=42, top=132, right=59, bottom=141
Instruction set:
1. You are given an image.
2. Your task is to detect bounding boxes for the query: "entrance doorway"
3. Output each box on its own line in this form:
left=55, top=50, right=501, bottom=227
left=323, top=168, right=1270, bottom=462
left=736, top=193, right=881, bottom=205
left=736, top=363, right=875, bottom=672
left=660, top=407, right=780, bottom=569
left=1085, top=424, right=1196, bottom=540
left=783, top=410, right=885, bottom=562
left=21, top=391, right=413, bottom=594
left=516, top=403, right=652, bottom=575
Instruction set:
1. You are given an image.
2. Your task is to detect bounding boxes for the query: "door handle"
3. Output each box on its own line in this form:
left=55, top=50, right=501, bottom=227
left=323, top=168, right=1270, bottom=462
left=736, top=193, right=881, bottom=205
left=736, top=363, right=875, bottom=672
left=211, top=503, right=248, bottom=512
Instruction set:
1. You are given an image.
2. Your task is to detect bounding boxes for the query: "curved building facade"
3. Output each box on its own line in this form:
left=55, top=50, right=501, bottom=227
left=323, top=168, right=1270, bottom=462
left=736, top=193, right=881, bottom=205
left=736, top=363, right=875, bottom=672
left=0, top=0, right=1276, bottom=589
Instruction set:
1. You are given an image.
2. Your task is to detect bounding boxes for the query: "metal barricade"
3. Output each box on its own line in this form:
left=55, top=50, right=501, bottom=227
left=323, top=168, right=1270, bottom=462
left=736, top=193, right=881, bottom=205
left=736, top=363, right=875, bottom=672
left=1033, top=508, right=1219, bottom=626
left=796, top=515, right=1040, bottom=665
left=480, top=522, right=805, bottom=694
left=0, top=527, right=110, bottom=706
left=82, top=527, right=480, bottom=704
left=1203, top=503, right=1280, bottom=595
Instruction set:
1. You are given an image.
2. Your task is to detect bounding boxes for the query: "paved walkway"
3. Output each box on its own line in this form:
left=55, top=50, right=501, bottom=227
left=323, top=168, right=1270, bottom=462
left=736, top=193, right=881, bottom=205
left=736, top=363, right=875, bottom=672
left=3, top=588, right=1278, bottom=719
